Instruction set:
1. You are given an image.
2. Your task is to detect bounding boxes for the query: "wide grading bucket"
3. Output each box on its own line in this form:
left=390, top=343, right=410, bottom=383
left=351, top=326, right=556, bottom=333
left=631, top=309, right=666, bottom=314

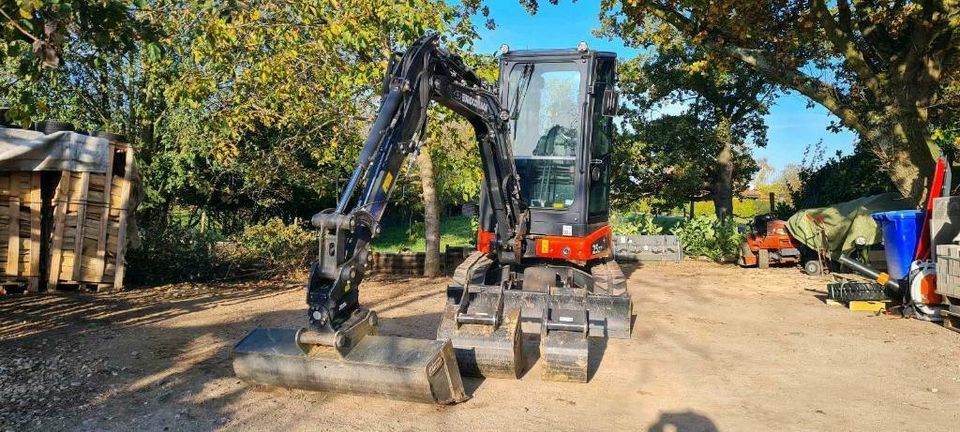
left=233, top=327, right=468, bottom=404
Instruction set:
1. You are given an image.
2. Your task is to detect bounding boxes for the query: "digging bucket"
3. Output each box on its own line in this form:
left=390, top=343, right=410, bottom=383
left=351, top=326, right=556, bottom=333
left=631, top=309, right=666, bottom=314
left=233, top=326, right=468, bottom=404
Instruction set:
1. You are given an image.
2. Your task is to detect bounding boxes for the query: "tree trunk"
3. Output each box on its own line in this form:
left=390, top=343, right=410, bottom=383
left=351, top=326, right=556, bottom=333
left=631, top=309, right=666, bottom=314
left=712, top=117, right=734, bottom=222
left=417, top=148, right=441, bottom=277
left=866, top=113, right=937, bottom=204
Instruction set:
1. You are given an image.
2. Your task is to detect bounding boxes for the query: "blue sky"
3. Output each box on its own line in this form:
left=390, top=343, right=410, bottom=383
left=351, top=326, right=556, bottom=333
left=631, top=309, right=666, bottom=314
left=467, top=1, right=858, bottom=174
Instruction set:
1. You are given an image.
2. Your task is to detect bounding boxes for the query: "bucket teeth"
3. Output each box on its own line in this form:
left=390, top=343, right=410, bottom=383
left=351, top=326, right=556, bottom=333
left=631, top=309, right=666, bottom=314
left=233, top=327, right=468, bottom=404
left=437, top=307, right=524, bottom=378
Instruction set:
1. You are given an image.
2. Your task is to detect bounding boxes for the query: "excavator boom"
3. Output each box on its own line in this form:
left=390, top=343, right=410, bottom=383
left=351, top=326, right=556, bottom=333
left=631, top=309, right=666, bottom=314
left=233, top=33, right=525, bottom=404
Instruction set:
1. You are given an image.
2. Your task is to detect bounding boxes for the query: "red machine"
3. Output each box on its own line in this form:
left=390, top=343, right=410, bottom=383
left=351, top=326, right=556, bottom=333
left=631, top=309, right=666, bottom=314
left=738, top=214, right=805, bottom=269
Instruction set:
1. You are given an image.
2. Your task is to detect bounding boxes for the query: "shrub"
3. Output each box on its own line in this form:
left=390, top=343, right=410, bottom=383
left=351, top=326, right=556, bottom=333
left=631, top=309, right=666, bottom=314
left=126, top=222, right=222, bottom=286
left=670, top=216, right=744, bottom=261
left=233, top=218, right=315, bottom=271
left=611, top=212, right=663, bottom=235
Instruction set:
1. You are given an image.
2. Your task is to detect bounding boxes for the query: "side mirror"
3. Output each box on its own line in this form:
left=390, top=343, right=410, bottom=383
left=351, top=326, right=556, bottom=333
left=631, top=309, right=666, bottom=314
left=602, top=87, right=619, bottom=117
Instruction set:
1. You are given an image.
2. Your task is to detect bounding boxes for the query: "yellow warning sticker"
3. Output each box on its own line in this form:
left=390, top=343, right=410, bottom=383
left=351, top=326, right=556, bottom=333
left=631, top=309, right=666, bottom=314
left=540, top=239, right=549, bottom=253
left=382, top=172, right=394, bottom=193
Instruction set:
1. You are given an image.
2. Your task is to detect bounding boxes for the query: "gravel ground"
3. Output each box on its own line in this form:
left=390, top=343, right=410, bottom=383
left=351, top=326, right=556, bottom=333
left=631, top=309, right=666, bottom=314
left=0, top=261, right=958, bottom=431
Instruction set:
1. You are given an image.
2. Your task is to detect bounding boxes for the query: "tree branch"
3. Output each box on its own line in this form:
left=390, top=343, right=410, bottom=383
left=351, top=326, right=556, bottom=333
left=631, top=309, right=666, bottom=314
left=634, top=1, right=874, bottom=137
left=0, top=8, right=41, bottom=43
left=811, top=0, right=880, bottom=92
left=725, top=46, right=869, bottom=137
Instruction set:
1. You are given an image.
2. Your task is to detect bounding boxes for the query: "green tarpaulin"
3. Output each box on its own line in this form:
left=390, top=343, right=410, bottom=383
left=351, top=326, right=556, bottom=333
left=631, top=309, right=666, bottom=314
left=787, top=192, right=914, bottom=258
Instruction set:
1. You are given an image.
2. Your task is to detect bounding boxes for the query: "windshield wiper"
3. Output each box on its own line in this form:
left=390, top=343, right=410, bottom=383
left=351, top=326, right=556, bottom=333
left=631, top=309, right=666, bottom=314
left=511, top=64, right=535, bottom=139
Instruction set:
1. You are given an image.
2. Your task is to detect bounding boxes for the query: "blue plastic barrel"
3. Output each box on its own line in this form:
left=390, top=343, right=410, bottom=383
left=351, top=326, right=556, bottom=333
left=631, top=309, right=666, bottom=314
left=871, top=210, right=924, bottom=280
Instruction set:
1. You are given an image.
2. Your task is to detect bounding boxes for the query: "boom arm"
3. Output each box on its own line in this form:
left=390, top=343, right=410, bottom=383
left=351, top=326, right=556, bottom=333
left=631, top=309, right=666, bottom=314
left=307, top=33, right=526, bottom=333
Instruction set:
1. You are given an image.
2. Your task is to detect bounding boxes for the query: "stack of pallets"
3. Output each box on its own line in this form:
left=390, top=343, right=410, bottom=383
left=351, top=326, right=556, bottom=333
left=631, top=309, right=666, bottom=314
left=0, top=172, right=42, bottom=292
left=935, top=244, right=960, bottom=333
left=47, top=143, right=135, bottom=291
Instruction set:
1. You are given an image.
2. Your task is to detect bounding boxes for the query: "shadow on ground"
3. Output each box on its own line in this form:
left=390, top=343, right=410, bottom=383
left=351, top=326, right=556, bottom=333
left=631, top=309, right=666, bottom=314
left=648, top=411, right=719, bottom=432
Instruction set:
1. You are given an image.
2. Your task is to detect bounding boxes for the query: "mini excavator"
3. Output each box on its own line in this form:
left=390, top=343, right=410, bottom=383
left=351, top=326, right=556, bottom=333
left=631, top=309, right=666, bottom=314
left=232, top=33, right=632, bottom=404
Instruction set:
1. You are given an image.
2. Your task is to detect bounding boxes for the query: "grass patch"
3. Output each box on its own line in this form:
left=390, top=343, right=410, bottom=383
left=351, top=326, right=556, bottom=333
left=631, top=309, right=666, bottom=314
left=371, top=215, right=475, bottom=253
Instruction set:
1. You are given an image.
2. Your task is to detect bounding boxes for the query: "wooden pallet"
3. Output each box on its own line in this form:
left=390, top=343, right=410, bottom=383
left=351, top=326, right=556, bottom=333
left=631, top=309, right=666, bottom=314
left=48, top=143, right=135, bottom=291
left=943, top=296, right=960, bottom=334
left=0, top=172, right=43, bottom=292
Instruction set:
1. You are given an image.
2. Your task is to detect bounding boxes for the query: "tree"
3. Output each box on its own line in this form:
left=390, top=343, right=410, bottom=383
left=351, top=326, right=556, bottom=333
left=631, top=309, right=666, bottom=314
left=600, top=0, right=960, bottom=203
left=3, top=0, right=488, bottom=264
left=753, top=158, right=776, bottom=189
left=1, top=1, right=158, bottom=122
left=789, top=141, right=897, bottom=208
left=615, top=49, right=771, bottom=219
left=754, top=161, right=802, bottom=205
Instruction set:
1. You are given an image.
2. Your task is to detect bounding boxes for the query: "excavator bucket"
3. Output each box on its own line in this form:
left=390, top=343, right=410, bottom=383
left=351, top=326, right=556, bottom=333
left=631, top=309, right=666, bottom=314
left=539, top=304, right=591, bottom=382
left=436, top=307, right=524, bottom=378
left=540, top=329, right=589, bottom=382
left=440, top=280, right=630, bottom=383
left=233, top=313, right=468, bottom=404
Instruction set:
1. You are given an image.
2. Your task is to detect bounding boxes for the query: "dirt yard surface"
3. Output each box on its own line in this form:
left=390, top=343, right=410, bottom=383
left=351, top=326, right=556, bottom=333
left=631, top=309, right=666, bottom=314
left=1, top=261, right=958, bottom=431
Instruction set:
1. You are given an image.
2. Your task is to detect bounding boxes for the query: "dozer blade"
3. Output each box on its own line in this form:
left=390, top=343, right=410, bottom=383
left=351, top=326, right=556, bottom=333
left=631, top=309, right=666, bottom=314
left=233, top=327, right=468, bottom=404
left=510, top=290, right=632, bottom=338
left=437, top=308, right=524, bottom=378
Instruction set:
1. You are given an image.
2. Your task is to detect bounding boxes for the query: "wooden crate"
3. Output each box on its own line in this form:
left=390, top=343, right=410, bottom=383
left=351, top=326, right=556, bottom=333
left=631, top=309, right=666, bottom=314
left=0, top=172, right=42, bottom=291
left=48, top=143, right=135, bottom=291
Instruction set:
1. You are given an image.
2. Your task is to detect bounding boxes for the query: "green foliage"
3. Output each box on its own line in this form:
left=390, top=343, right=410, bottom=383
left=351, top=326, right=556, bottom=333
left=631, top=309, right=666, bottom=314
left=126, top=221, right=221, bottom=286
left=3, top=0, right=487, bottom=232
left=233, top=218, right=315, bottom=270
left=613, top=52, right=767, bottom=214
left=598, top=0, right=959, bottom=201
left=406, top=221, right=425, bottom=243
left=610, top=212, right=663, bottom=235
left=0, top=1, right=154, bottom=90
left=670, top=216, right=744, bottom=261
left=788, top=142, right=897, bottom=210
left=372, top=215, right=475, bottom=253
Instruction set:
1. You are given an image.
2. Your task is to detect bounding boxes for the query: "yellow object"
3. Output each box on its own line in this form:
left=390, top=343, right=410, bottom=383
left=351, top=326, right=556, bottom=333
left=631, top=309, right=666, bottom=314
left=848, top=300, right=889, bottom=312
left=382, top=172, right=394, bottom=193
left=876, top=272, right=890, bottom=285
left=540, top=239, right=549, bottom=254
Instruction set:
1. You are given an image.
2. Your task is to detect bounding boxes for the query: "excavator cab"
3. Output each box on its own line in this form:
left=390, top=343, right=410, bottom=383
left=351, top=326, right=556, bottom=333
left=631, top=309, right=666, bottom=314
left=441, top=45, right=629, bottom=383
left=478, top=46, right=620, bottom=269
